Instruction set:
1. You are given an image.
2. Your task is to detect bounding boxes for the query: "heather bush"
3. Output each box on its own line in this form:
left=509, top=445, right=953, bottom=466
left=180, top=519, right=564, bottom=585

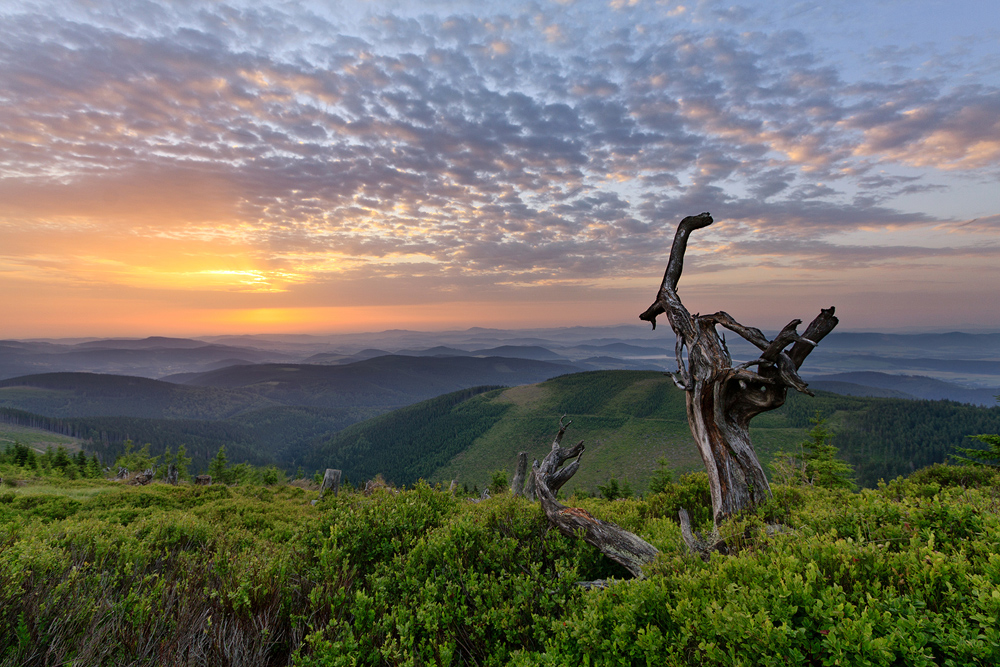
left=1, top=468, right=999, bottom=665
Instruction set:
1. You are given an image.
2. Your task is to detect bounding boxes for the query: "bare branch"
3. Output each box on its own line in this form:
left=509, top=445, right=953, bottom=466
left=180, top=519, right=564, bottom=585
left=705, top=312, right=769, bottom=350
left=760, top=319, right=803, bottom=362
left=531, top=420, right=660, bottom=577
left=788, top=307, right=838, bottom=369
left=662, top=212, right=714, bottom=294
left=640, top=212, right=713, bottom=331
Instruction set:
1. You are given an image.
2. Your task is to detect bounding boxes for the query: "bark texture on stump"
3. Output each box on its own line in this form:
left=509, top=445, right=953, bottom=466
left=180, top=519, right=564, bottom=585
left=320, top=468, right=342, bottom=498
left=511, top=451, right=528, bottom=497
left=532, top=418, right=659, bottom=578
left=640, top=212, right=838, bottom=528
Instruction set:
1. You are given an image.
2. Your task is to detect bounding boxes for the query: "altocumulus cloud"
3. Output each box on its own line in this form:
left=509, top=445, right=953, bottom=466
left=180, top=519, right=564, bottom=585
left=0, top=0, right=997, bottom=324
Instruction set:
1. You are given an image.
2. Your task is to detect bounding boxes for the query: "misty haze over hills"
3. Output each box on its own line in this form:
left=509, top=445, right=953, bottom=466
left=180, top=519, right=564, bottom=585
left=2, top=326, right=999, bottom=406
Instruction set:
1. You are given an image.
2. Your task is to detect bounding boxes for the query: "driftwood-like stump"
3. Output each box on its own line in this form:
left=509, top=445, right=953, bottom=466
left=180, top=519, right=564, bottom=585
left=640, top=212, right=838, bottom=531
left=319, top=468, right=342, bottom=498
left=131, top=468, right=154, bottom=486
left=532, top=418, right=659, bottom=578
left=511, top=452, right=528, bottom=497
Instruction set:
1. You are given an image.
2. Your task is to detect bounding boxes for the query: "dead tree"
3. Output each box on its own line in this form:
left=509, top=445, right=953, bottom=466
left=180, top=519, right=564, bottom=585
left=319, top=468, right=342, bottom=498
left=640, top=212, right=838, bottom=529
left=532, top=418, right=659, bottom=578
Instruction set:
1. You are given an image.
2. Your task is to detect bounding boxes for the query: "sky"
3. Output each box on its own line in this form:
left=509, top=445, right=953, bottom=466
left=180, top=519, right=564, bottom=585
left=1, top=0, right=998, bottom=338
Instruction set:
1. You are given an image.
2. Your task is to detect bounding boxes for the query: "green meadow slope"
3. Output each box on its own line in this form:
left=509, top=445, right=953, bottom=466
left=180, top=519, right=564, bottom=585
left=432, top=370, right=813, bottom=493
left=0, top=422, right=81, bottom=453
left=307, top=370, right=1000, bottom=492
left=308, top=371, right=810, bottom=492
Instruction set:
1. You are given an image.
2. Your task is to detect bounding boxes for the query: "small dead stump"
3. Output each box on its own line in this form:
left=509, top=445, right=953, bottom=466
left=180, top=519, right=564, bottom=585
left=194, top=474, right=212, bottom=486
left=131, top=468, right=154, bottom=486
left=319, top=468, right=342, bottom=498
left=363, top=474, right=393, bottom=496
left=532, top=418, right=660, bottom=579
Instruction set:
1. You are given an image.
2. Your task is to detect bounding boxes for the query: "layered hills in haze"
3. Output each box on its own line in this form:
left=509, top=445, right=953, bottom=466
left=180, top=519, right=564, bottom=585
left=2, top=326, right=998, bottom=489
left=4, top=327, right=999, bottom=401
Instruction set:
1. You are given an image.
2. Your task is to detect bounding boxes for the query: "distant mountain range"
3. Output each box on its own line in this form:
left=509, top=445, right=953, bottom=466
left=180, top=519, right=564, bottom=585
left=3, top=326, right=1000, bottom=482
left=0, top=337, right=294, bottom=380
left=1, top=355, right=578, bottom=416
left=6, top=328, right=1000, bottom=401
left=807, top=372, right=999, bottom=406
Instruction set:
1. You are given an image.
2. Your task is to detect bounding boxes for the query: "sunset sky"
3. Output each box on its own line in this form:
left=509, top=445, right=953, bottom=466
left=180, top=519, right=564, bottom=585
left=1, top=0, right=998, bottom=338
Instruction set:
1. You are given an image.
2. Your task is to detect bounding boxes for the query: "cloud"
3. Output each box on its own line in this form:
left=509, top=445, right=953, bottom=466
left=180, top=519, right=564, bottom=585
left=848, top=89, right=1000, bottom=169
left=0, top=0, right=997, bottom=333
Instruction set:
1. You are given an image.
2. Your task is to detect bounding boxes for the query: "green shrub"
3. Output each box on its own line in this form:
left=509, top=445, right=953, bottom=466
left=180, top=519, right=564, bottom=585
left=3, top=466, right=1000, bottom=665
left=909, top=462, right=999, bottom=488
left=646, top=472, right=712, bottom=528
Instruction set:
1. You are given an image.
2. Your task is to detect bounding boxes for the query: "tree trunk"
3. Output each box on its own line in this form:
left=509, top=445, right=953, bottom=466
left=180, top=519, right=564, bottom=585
left=641, top=212, right=838, bottom=528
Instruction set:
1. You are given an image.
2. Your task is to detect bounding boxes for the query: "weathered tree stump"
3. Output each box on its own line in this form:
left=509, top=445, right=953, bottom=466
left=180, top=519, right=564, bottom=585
left=532, top=418, right=660, bottom=578
left=640, top=212, right=838, bottom=537
left=319, top=468, right=342, bottom=498
left=131, top=468, right=154, bottom=486
left=166, top=464, right=178, bottom=486
left=511, top=452, right=528, bottom=496
left=194, top=474, right=211, bottom=486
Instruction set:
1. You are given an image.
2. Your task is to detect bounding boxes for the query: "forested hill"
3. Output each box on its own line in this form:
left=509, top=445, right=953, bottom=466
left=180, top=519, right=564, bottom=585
left=0, top=403, right=379, bottom=473
left=5, top=368, right=999, bottom=488
left=305, top=370, right=1000, bottom=492
left=0, top=355, right=578, bottom=418
left=0, top=355, right=582, bottom=473
left=0, top=372, right=277, bottom=419
left=171, top=355, right=580, bottom=407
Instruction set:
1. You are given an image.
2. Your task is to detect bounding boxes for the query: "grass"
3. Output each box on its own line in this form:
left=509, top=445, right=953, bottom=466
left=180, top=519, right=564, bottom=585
left=431, top=373, right=812, bottom=494
left=1, top=477, right=120, bottom=502
left=0, top=423, right=81, bottom=453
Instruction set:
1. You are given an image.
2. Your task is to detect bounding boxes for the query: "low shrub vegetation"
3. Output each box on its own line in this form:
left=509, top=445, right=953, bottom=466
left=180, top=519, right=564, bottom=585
left=1, top=449, right=999, bottom=665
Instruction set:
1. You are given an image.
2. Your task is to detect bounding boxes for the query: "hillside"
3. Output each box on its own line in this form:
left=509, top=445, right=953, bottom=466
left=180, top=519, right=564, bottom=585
left=0, top=421, right=81, bottom=453
left=0, top=357, right=580, bottom=473
left=301, top=386, right=511, bottom=485
left=172, top=355, right=580, bottom=408
left=807, top=371, right=1000, bottom=406
left=307, top=371, right=805, bottom=492
left=8, top=367, right=1000, bottom=488
left=306, top=370, right=1000, bottom=491
left=0, top=373, right=278, bottom=419
left=0, top=403, right=372, bottom=473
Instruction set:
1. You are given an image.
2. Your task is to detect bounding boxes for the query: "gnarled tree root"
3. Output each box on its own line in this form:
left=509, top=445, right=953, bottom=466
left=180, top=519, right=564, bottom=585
left=532, top=419, right=660, bottom=579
